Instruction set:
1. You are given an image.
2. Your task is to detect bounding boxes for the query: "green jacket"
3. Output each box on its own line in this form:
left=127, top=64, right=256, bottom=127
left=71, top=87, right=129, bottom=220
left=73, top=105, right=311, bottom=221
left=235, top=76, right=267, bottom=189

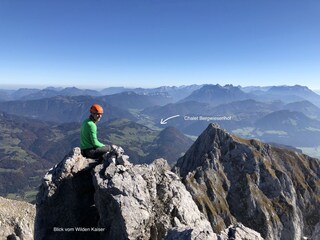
left=80, top=118, right=105, bottom=149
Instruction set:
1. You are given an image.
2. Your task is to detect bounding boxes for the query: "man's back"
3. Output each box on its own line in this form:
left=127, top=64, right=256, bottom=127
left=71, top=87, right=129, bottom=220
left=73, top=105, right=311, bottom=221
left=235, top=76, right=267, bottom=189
left=80, top=117, right=104, bottom=150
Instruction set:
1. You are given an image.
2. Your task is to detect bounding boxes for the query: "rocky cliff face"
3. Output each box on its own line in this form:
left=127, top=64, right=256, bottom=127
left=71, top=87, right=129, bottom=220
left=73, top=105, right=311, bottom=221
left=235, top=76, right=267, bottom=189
left=0, top=197, right=35, bottom=240
left=35, top=148, right=215, bottom=240
left=175, top=123, right=320, bottom=240
left=34, top=147, right=262, bottom=240
left=92, top=158, right=216, bottom=240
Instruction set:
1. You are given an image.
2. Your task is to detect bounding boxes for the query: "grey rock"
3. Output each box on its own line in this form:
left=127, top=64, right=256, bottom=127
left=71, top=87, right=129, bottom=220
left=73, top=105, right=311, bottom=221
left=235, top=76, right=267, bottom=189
left=36, top=147, right=98, bottom=204
left=165, top=223, right=263, bottom=240
left=35, top=147, right=100, bottom=240
left=92, top=158, right=216, bottom=240
left=218, top=223, right=264, bottom=239
left=311, top=222, right=320, bottom=240
left=0, top=197, right=35, bottom=240
left=35, top=149, right=219, bottom=239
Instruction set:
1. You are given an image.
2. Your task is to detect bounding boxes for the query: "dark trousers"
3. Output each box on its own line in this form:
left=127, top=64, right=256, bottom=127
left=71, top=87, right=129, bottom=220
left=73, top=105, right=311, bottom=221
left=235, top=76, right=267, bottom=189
left=81, top=145, right=111, bottom=160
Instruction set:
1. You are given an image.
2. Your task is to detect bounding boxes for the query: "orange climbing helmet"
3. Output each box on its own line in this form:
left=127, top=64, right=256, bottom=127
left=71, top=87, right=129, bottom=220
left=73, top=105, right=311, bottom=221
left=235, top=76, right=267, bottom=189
left=90, top=104, right=104, bottom=114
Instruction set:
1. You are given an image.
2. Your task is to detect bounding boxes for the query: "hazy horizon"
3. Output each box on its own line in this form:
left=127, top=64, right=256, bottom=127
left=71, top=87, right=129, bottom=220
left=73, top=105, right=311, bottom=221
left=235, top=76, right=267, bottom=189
left=1, top=83, right=320, bottom=92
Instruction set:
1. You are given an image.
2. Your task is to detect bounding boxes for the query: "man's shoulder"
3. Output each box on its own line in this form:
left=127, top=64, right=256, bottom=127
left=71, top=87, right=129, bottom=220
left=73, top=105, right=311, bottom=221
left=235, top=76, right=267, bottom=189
left=82, top=118, right=95, bottom=127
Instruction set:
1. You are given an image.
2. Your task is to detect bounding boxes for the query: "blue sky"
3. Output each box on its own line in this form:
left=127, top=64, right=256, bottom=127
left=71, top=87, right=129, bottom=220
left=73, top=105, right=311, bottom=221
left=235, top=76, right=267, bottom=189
left=0, top=0, right=319, bottom=90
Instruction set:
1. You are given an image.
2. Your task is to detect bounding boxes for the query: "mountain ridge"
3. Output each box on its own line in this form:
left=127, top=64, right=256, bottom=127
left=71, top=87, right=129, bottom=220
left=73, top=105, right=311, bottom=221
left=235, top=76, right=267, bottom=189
left=1, top=84, right=319, bottom=103
left=174, top=123, right=320, bottom=239
left=144, top=126, right=194, bottom=165
left=179, top=84, right=252, bottom=105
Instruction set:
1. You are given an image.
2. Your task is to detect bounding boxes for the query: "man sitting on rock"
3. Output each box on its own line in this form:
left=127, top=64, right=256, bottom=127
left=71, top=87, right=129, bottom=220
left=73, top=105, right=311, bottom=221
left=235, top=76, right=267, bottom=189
left=80, top=104, right=123, bottom=163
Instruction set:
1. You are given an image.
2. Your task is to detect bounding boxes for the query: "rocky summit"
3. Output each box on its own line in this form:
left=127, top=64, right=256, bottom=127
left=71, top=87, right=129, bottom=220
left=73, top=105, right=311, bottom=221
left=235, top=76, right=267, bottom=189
left=34, top=148, right=216, bottom=240
left=175, top=123, right=320, bottom=240
left=34, top=146, right=263, bottom=240
left=34, top=123, right=319, bottom=240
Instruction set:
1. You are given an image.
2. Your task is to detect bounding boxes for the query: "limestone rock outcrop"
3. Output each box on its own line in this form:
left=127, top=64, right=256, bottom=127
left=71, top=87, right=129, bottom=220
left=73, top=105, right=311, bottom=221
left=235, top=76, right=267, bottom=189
left=0, top=196, right=35, bottom=240
left=219, top=223, right=264, bottom=240
left=93, top=158, right=216, bottom=240
left=34, top=148, right=217, bottom=239
left=34, top=147, right=263, bottom=239
left=35, top=147, right=101, bottom=240
left=175, top=123, right=320, bottom=240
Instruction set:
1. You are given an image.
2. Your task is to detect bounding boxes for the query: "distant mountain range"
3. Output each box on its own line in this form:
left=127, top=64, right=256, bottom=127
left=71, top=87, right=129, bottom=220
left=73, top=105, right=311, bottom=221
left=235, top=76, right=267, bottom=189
left=1, top=84, right=320, bottom=146
left=2, top=84, right=320, bottom=106
left=0, top=87, right=99, bottom=101
left=251, top=85, right=320, bottom=105
left=1, top=83, right=320, bottom=201
left=2, top=84, right=316, bottom=103
left=179, top=84, right=252, bottom=105
left=254, top=110, right=320, bottom=146
left=0, top=85, right=202, bottom=102
left=0, top=95, right=136, bottom=123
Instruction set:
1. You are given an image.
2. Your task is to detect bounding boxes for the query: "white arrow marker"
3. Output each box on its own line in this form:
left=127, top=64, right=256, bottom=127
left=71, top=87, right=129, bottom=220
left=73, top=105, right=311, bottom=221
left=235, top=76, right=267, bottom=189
left=160, top=115, right=180, bottom=124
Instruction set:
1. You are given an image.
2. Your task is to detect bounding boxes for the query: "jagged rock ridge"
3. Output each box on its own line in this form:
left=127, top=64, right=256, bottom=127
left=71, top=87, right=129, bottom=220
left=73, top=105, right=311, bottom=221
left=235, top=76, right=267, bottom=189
left=34, top=148, right=216, bottom=239
left=92, top=158, right=216, bottom=240
left=34, top=147, right=262, bottom=240
left=175, top=123, right=320, bottom=240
